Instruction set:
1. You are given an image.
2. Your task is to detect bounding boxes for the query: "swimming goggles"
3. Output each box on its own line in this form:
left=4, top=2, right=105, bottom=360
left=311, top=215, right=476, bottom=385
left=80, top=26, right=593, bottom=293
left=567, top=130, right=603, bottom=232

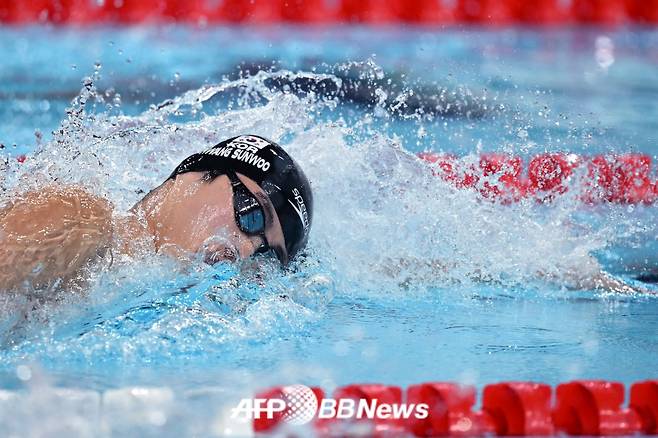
left=227, top=171, right=271, bottom=255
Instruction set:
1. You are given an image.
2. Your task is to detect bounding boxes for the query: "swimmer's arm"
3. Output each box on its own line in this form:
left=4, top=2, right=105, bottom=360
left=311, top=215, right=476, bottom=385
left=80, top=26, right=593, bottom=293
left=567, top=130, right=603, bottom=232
left=583, top=272, right=646, bottom=294
left=0, top=186, right=114, bottom=291
left=567, top=270, right=655, bottom=295
left=540, top=258, right=656, bottom=295
left=382, top=256, right=655, bottom=295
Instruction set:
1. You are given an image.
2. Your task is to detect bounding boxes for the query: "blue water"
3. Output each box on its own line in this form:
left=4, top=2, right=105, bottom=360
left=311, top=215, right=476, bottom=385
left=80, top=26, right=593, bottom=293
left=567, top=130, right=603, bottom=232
left=0, top=25, right=657, bottom=434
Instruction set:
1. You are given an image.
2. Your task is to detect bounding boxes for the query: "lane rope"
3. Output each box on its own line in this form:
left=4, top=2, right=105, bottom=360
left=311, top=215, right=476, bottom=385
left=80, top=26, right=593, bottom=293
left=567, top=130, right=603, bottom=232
left=1, top=0, right=657, bottom=25
left=253, top=380, right=658, bottom=436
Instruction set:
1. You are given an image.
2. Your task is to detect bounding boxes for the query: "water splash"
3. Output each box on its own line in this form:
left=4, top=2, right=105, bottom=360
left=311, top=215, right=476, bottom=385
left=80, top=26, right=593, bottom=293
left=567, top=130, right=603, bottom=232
left=0, top=66, right=654, bottom=373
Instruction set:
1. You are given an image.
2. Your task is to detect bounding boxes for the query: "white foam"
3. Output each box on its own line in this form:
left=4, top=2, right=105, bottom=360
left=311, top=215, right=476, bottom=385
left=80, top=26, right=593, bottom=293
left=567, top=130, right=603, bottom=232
left=0, top=68, right=654, bottom=377
left=1, top=69, right=644, bottom=294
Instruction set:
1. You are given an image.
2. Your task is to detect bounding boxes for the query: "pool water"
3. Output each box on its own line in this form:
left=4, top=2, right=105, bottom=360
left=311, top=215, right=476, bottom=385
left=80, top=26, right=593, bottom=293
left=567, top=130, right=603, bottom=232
left=0, top=26, right=657, bottom=435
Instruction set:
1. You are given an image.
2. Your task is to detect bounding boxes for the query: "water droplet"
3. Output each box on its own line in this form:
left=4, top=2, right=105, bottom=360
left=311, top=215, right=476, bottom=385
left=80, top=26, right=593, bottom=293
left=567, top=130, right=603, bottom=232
left=16, top=365, right=31, bottom=381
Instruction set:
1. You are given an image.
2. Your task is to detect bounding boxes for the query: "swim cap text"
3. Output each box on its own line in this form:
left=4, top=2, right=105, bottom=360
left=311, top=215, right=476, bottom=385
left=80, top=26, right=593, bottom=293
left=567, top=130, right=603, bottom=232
left=202, top=136, right=272, bottom=172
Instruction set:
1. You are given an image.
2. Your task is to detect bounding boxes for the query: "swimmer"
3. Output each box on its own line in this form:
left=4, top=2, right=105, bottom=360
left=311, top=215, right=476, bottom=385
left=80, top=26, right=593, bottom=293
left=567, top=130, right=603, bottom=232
left=0, top=134, right=652, bottom=296
left=0, top=135, right=313, bottom=291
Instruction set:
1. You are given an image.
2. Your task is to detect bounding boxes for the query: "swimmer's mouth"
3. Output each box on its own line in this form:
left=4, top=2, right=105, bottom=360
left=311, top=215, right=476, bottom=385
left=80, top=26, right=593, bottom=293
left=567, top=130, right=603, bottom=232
left=203, top=246, right=240, bottom=265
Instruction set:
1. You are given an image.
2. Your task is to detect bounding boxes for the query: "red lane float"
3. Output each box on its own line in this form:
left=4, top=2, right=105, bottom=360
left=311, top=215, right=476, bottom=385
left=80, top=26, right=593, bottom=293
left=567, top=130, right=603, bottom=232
left=553, top=381, right=642, bottom=435
left=393, top=0, right=456, bottom=25
left=339, top=0, right=397, bottom=24
left=164, top=0, right=282, bottom=24
left=325, top=384, right=406, bottom=435
left=57, top=0, right=110, bottom=24
left=253, top=380, right=658, bottom=436
left=483, top=382, right=554, bottom=436
left=631, top=380, right=658, bottom=435
left=407, top=383, right=496, bottom=436
left=627, top=0, right=658, bottom=24
left=527, top=153, right=580, bottom=198
left=572, top=0, right=629, bottom=25
left=456, top=0, right=517, bottom=25
left=220, top=0, right=282, bottom=23
left=280, top=0, right=337, bottom=23
left=3, top=0, right=658, bottom=25
left=0, top=0, right=51, bottom=23
left=162, top=0, right=213, bottom=23
left=417, top=152, right=658, bottom=205
left=515, top=0, right=569, bottom=25
left=478, top=154, right=527, bottom=202
left=116, top=0, right=168, bottom=23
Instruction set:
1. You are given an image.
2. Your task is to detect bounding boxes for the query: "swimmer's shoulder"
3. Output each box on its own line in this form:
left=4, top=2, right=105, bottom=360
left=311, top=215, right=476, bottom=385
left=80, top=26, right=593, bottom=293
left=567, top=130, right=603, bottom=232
left=0, top=185, right=115, bottom=291
left=1, top=185, right=114, bottom=238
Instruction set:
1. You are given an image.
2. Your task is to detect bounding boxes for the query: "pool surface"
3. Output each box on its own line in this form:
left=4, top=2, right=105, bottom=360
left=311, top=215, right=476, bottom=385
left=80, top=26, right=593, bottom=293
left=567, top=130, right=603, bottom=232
left=0, top=26, right=657, bottom=435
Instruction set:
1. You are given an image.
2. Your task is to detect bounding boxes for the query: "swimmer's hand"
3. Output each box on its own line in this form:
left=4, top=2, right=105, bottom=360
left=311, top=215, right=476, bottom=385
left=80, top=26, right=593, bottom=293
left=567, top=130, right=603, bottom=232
left=0, top=186, right=113, bottom=292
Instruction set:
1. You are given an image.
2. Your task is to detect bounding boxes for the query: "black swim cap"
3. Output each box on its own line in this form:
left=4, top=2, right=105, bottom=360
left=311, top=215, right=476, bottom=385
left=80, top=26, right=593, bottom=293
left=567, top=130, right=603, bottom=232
left=169, top=135, right=313, bottom=265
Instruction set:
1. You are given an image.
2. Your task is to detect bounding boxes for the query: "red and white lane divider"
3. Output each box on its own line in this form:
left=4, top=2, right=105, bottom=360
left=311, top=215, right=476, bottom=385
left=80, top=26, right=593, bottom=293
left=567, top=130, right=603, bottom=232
left=1, top=0, right=657, bottom=25
left=417, top=152, right=658, bottom=205
left=251, top=380, right=658, bottom=436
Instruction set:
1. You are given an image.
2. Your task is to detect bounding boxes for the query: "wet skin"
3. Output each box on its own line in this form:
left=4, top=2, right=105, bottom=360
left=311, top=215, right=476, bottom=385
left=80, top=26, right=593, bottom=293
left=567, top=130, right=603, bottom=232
left=131, top=172, right=287, bottom=264
left=0, top=172, right=287, bottom=291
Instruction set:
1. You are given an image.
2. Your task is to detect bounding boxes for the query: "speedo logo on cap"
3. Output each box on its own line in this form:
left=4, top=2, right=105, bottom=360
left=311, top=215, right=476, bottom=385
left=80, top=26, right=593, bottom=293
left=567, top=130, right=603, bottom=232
left=288, top=188, right=309, bottom=231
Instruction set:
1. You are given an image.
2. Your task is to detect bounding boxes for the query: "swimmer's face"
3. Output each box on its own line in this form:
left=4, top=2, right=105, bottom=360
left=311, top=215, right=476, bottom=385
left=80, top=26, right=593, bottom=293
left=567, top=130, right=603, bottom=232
left=144, top=172, right=286, bottom=264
